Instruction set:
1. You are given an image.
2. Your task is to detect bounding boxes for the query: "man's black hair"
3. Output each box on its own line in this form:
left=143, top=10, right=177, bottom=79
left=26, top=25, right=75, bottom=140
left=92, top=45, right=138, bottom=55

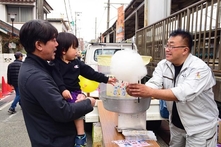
left=14, top=52, right=23, bottom=59
left=169, top=29, right=193, bottom=52
left=19, top=20, right=58, bottom=53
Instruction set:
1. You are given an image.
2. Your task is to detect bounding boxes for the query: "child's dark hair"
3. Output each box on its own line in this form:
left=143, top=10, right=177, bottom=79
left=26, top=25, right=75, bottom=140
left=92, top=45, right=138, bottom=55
left=169, top=29, right=193, bottom=52
left=19, top=20, right=58, bottom=53
left=55, top=32, right=79, bottom=59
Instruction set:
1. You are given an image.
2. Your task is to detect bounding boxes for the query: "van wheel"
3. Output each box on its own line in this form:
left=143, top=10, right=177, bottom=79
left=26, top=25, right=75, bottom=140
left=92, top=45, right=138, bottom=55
left=146, top=120, right=162, bottom=130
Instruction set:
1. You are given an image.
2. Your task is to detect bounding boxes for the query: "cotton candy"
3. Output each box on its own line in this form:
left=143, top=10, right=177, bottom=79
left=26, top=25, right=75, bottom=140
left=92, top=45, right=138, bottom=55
left=110, top=49, right=147, bottom=83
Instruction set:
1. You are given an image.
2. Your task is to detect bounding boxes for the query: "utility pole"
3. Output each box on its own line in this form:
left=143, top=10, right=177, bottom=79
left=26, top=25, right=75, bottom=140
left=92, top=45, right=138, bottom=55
left=95, top=17, right=97, bottom=40
left=75, top=12, right=82, bottom=37
left=68, top=0, right=74, bottom=32
left=37, top=0, right=44, bottom=20
left=64, top=0, right=71, bottom=31
left=107, top=0, right=110, bottom=30
left=75, top=13, right=77, bottom=36
left=105, top=1, right=128, bottom=30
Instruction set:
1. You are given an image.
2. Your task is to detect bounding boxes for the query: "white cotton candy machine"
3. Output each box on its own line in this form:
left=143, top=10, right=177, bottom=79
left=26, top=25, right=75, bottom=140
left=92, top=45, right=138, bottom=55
left=97, top=54, right=152, bottom=132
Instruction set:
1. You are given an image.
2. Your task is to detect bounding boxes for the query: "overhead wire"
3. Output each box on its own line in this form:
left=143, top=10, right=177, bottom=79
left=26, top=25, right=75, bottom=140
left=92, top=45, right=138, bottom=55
left=64, top=0, right=71, bottom=30
left=97, top=6, right=107, bottom=34
left=68, top=0, right=74, bottom=31
left=99, top=2, right=128, bottom=32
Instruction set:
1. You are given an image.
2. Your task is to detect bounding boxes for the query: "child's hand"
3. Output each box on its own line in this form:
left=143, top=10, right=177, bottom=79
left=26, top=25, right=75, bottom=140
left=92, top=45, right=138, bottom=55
left=107, top=77, right=117, bottom=85
left=75, top=93, right=87, bottom=102
left=62, top=90, right=73, bottom=100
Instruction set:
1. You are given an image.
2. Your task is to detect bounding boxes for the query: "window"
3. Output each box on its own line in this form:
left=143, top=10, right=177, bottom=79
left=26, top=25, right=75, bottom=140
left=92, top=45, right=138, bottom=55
left=94, top=49, right=122, bottom=61
left=7, top=6, right=33, bottom=23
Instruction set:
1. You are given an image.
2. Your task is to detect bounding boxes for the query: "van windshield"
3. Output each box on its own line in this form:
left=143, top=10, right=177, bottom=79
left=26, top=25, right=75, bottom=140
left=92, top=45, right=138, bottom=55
left=94, top=49, right=121, bottom=61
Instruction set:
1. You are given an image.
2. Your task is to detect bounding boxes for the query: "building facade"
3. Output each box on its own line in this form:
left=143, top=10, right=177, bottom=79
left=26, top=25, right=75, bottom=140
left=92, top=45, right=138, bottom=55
left=0, top=0, right=70, bottom=84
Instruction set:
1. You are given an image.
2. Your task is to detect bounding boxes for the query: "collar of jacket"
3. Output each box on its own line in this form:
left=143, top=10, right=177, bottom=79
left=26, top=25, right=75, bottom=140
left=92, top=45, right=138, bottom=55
left=165, top=53, right=193, bottom=72
left=14, top=59, right=23, bottom=62
left=25, top=53, right=53, bottom=74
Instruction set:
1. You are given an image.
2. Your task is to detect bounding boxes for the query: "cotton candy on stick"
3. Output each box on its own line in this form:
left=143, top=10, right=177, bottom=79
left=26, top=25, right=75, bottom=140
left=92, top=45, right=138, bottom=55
left=110, top=49, right=147, bottom=83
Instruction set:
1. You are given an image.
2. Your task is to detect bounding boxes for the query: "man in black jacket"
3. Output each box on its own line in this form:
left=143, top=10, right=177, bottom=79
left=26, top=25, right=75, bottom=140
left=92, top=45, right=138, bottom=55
left=18, top=20, right=96, bottom=147
left=7, top=52, right=23, bottom=114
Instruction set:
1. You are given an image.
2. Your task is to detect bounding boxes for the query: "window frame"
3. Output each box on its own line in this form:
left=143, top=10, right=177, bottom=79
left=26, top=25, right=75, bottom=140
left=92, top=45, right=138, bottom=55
left=7, top=5, right=34, bottom=23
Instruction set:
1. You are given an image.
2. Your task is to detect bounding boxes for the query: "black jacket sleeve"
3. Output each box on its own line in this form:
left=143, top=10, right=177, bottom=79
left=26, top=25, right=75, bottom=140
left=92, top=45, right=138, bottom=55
left=77, top=60, right=109, bottom=83
left=7, top=64, right=11, bottom=85
left=26, top=71, right=93, bottom=122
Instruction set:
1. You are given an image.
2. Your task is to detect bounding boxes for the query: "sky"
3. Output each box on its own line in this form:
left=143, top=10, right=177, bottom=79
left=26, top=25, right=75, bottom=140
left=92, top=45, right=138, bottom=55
left=46, top=0, right=132, bottom=42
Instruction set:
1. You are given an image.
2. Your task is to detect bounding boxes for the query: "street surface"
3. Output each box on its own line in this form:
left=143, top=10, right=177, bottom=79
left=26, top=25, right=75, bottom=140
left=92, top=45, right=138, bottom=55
left=0, top=93, right=31, bottom=147
left=0, top=93, right=168, bottom=147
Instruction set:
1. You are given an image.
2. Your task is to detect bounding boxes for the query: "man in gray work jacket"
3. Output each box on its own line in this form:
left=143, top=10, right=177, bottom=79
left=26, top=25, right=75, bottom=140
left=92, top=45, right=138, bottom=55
left=126, top=29, right=218, bottom=147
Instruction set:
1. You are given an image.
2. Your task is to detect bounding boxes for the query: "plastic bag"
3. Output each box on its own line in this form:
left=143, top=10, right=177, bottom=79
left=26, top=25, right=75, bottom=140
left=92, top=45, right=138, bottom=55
left=160, top=100, right=169, bottom=119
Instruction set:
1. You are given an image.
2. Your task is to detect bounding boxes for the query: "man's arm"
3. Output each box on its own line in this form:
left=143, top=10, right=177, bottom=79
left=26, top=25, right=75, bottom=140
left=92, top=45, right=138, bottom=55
left=27, top=74, right=94, bottom=122
left=126, top=83, right=177, bottom=101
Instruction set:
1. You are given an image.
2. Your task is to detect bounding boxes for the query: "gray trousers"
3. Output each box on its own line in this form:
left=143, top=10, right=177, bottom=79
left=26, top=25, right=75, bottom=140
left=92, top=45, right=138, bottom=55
left=169, top=123, right=217, bottom=147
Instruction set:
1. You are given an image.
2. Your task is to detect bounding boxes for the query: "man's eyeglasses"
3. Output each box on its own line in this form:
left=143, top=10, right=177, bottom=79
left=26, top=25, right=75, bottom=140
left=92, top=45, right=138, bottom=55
left=164, top=45, right=187, bottom=50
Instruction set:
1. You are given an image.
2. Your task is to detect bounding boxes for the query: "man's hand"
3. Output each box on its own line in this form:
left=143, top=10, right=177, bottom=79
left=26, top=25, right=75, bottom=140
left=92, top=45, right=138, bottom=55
left=87, top=97, right=96, bottom=107
left=75, top=93, right=87, bottom=102
left=75, top=94, right=96, bottom=107
left=126, top=83, right=152, bottom=98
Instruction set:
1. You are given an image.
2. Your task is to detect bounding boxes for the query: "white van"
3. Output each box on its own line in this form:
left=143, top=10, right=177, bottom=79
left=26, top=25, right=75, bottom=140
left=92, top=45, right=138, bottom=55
left=84, top=43, right=166, bottom=129
left=84, top=43, right=137, bottom=71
